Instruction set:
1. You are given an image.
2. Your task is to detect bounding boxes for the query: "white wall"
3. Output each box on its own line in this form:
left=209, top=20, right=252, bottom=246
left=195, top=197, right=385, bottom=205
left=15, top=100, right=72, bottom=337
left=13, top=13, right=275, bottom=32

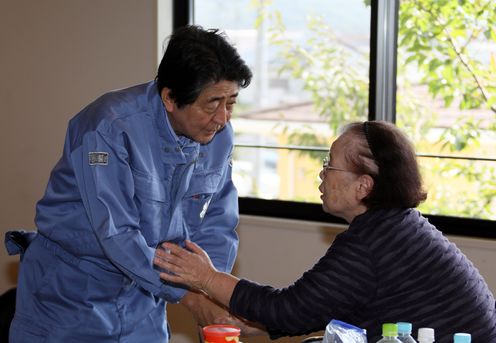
left=0, top=0, right=161, bottom=292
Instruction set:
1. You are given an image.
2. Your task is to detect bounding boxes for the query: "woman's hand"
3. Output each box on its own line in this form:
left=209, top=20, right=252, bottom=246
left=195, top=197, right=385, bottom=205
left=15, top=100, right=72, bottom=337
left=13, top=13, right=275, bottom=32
left=154, top=240, right=217, bottom=292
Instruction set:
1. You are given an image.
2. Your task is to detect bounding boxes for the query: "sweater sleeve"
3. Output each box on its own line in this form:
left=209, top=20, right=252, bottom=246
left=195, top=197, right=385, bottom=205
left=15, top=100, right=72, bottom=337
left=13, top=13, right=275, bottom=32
left=229, top=232, right=376, bottom=338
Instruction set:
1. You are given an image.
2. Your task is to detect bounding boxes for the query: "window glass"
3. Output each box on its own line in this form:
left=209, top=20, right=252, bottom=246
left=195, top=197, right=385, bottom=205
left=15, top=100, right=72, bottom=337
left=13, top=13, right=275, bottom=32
left=194, top=0, right=371, bottom=202
left=397, top=0, right=496, bottom=220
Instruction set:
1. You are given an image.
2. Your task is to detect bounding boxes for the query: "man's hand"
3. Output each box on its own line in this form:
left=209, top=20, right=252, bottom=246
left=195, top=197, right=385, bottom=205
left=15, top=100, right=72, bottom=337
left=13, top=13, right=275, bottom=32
left=179, top=291, right=267, bottom=337
left=179, top=291, right=230, bottom=326
left=215, top=314, right=268, bottom=337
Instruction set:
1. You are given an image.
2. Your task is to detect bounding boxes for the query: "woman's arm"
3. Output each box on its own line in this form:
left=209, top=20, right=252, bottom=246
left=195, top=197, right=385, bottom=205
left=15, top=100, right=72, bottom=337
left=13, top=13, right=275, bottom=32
left=156, top=236, right=375, bottom=338
left=155, top=240, right=269, bottom=337
left=154, top=240, right=239, bottom=307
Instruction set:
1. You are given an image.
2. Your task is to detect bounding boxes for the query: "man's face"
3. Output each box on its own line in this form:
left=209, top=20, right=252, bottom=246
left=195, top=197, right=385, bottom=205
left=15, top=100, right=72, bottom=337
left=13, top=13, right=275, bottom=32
left=162, top=80, right=239, bottom=144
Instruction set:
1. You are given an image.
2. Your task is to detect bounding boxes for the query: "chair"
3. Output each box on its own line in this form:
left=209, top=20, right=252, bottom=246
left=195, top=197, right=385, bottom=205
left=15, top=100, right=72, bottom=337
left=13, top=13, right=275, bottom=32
left=301, top=336, right=324, bottom=343
left=0, top=288, right=16, bottom=343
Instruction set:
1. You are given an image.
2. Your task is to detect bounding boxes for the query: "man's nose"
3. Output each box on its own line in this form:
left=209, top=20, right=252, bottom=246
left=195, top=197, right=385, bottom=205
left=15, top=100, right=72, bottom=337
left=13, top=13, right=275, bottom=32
left=214, top=106, right=230, bottom=125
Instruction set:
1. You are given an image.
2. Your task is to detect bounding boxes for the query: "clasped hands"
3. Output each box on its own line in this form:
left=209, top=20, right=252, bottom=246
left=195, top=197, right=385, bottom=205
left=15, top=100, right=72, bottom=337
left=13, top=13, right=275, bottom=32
left=154, top=240, right=267, bottom=336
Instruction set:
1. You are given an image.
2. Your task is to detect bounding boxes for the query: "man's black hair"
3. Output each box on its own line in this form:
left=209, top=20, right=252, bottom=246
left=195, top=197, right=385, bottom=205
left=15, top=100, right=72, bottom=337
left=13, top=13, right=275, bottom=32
left=156, top=25, right=252, bottom=108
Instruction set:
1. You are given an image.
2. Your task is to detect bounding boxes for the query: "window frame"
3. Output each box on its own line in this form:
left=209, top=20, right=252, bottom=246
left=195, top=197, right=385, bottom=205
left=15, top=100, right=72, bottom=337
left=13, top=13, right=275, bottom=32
left=173, top=0, right=496, bottom=239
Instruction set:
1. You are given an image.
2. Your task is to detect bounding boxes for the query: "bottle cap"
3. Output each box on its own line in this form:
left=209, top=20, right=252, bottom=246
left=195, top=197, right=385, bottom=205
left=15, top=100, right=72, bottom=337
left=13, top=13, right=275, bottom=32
left=397, top=322, right=412, bottom=334
left=453, top=333, right=471, bottom=343
left=202, top=325, right=240, bottom=343
left=418, top=328, right=435, bottom=342
left=382, top=323, right=398, bottom=337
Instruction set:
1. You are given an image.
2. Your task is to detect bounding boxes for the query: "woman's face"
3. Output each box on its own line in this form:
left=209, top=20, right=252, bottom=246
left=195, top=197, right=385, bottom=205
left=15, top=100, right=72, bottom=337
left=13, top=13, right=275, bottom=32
left=318, top=133, right=368, bottom=223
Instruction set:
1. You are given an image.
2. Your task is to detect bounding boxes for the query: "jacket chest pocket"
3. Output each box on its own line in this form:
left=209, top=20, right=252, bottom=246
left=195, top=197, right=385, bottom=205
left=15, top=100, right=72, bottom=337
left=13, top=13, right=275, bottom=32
left=183, top=169, right=223, bottom=228
left=132, top=171, right=168, bottom=246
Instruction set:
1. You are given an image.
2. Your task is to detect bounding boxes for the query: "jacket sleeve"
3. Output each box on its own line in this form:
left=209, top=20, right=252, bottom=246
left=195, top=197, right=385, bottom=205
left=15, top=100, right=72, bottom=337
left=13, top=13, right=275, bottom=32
left=190, top=149, right=239, bottom=274
left=228, top=233, right=375, bottom=338
left=71, top=129, right=178, bottom=302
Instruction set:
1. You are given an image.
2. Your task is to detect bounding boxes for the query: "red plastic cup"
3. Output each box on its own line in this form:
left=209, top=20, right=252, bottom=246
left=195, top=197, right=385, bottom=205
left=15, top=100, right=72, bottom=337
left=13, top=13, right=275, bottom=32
left=202, top=324, right=241, bottom=343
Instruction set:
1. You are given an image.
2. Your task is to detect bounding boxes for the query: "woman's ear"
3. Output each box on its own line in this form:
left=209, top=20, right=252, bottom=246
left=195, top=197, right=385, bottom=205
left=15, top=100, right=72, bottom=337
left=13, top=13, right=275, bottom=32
left=160, top=88, right=176, bottom=113
left=357, top=174, right=374, bottom=201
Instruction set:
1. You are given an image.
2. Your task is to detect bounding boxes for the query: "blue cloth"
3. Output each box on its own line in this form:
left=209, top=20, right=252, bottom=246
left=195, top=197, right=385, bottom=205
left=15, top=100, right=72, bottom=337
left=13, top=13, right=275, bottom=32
left=7, top=81, right=239, bottom=342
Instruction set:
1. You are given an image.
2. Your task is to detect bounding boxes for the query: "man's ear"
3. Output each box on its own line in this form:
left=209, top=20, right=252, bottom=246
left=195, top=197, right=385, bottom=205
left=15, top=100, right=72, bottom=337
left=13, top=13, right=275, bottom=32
left=357, top=174, right=374, bottom=201
left=161, top=88, right=176, bottom=113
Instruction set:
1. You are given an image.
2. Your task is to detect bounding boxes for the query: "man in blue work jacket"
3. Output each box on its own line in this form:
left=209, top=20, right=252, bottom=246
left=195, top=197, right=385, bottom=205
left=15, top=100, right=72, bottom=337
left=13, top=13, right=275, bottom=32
left=5, top=25, right=252, bottom=342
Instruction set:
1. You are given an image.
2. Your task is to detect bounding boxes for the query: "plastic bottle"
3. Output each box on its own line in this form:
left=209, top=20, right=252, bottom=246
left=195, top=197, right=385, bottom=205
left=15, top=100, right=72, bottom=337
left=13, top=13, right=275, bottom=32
left=453, top=333, right=471, bottom=343
left=323, top=319, right=367, bottom=343
left=376, top=323, right=402, bottom=343
left=417, top=328, right=435, bottom=343
left=396, top=322, right=417, bottom=343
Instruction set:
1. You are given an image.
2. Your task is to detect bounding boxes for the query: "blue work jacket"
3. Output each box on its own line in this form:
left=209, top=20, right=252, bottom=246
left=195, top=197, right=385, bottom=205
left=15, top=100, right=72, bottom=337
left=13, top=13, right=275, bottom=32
left=7, top=81, right=239, bottom=342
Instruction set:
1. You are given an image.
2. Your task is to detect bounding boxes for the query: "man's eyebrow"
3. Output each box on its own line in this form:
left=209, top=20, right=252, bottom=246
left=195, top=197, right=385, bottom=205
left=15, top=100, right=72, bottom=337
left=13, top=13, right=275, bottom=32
left=207, top=92, right=239, bottom=102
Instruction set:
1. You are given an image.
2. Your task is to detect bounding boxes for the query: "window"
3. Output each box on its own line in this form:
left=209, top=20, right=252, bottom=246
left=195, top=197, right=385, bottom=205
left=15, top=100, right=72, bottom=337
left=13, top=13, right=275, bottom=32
left=171, top=0, right=496, bottom=237
left=193, top=0, right=370, bottom=205
left=396, top=0, right=496, bottom=222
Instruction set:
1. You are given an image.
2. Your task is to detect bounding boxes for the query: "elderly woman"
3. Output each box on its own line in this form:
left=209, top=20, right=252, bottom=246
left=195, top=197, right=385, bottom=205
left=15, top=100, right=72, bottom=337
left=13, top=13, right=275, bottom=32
left=155, top=121, right=496, bottom=342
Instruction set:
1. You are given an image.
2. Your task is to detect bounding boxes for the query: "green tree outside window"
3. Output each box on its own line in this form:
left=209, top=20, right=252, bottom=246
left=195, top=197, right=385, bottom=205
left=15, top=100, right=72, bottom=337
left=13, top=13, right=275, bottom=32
left=257, top=0, right=496, bottom=219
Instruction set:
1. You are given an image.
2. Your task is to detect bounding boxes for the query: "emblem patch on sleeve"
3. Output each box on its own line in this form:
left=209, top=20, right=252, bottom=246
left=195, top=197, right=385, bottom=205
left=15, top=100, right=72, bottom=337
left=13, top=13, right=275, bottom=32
left=88, top=152, right=109, bottom=166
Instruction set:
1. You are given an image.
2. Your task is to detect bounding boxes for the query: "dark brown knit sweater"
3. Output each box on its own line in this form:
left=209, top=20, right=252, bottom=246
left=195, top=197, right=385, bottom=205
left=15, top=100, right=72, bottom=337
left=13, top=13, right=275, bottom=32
left=230, top=208, right=496, bottom=342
